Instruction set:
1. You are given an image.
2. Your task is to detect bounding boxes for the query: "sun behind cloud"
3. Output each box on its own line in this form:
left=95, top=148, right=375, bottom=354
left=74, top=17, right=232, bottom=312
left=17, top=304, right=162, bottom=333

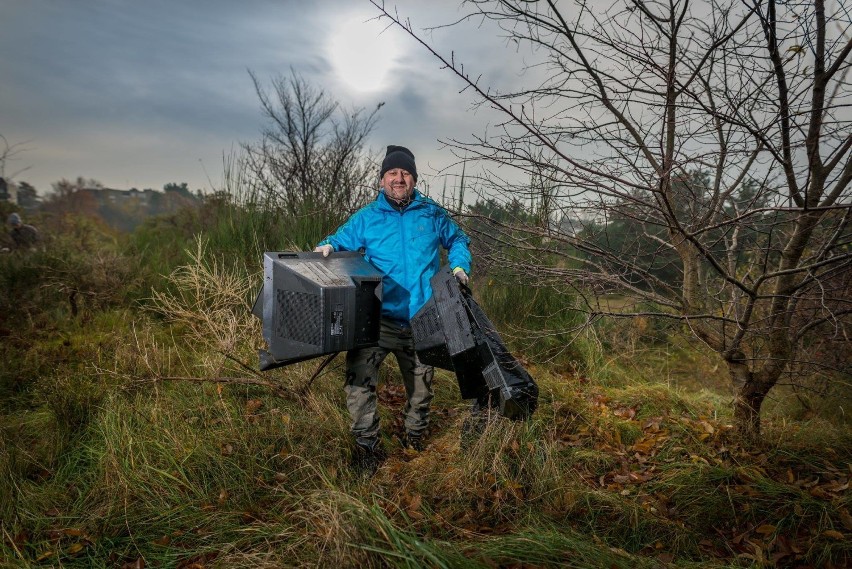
left=327, top=13, right=402, bottom=93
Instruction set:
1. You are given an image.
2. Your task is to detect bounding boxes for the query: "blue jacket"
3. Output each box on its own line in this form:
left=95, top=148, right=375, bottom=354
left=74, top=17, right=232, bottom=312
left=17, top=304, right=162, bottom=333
left=318, top=189, right=472, bottom=324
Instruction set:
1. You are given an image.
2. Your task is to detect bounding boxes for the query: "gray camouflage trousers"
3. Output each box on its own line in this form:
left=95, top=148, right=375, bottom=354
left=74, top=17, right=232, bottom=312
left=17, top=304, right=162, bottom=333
left=345, top=319, right=434, bottom=441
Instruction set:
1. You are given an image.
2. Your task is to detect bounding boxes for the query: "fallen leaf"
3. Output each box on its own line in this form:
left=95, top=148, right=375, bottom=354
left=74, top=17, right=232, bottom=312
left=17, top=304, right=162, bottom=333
left=740, top=539, right=766, bottom=563
left=839, top=509, right=852, bottom=531
left=408, top=493, right=422, bottom=512
left=241, top=511, right=260, bottom=523
left=756, top=524, right=776, bottom=535
left=822, top=529, right=845, bottom=540
left=36, top=551, right=55, bottom=562
left=121, top=558, right=145, bottom=569
left=244, top=399, right=263, bottom=415
left=629, top=471, right=654, bottom=483
left=67, top=543, right=84, bottom=555
left=632, top=439, right=656, bottom=453
left=614, top=407, right=637, bottom=420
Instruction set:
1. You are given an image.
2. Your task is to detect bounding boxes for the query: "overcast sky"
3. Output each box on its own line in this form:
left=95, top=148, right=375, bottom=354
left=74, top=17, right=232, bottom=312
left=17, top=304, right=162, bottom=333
left=1, top=0, right=521, bottom=195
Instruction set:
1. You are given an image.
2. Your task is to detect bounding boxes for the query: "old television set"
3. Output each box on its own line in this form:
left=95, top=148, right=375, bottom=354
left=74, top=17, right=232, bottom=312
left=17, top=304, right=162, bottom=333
left=253, top=251, right=383, bottom=370
left=412, top=266, right=538, bottom=419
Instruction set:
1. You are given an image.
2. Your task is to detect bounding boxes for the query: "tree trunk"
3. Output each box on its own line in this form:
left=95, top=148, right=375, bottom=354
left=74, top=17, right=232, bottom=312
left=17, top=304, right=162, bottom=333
left=731, top=361, right=777, bottom=440
left=727, top=350, right=751, bottom=397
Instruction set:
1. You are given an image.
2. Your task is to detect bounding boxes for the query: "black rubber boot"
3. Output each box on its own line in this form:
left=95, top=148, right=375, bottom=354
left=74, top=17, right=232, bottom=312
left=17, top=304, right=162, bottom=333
left=402, top=431, right=425, bottom=452
left=351, top=437, right=385, bottom=476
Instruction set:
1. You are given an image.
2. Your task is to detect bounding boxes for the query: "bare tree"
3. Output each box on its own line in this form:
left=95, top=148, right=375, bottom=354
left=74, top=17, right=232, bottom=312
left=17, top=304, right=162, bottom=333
left=243, top=69, right=384, bottom=215
left=373, top=0, right=852, bottom=437
left=0, top=133, right=32, bottom=186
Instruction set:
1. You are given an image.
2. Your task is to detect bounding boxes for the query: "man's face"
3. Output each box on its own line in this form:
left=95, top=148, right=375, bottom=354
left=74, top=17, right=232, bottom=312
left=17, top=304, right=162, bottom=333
left=381, top=168, right=415, bottom=202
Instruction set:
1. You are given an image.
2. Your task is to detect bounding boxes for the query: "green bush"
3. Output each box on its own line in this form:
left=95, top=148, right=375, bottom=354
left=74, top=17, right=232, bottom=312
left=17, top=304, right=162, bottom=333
left=475, top=272, right=586, bottom=369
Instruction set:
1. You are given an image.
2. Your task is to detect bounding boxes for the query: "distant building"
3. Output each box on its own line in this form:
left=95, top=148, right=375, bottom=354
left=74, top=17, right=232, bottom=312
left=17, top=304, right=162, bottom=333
left=80, top=186, right=156, bottom=205
left=69, top=185, right=201, bottom=232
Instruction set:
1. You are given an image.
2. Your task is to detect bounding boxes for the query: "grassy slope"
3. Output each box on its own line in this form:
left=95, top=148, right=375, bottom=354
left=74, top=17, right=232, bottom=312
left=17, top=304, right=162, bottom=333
left=1, top=208, right=850, bottom=568
left=3, top=339, right=850, bottom=568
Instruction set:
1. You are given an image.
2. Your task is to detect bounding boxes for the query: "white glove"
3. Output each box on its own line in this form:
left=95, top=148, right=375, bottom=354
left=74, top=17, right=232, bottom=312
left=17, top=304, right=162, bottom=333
left=453, top=267, right=469, bottom=286
left=314, top=244, right=333, bottom=257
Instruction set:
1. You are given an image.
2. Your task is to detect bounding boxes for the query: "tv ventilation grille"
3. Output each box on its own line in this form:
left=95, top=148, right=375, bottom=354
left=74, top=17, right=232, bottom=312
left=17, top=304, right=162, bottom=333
left=414, top=305, right=442, bottom=337
left=276, top=289, right=322, bottom=346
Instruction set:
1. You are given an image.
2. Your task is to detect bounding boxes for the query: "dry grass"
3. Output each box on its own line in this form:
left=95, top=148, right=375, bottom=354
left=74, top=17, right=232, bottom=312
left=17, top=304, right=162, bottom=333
left=2, top=234, right=850, bottom=568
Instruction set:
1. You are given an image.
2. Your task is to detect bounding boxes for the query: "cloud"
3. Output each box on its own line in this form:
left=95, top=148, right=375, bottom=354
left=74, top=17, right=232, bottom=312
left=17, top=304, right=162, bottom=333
left=0, top=0, right=522, bottom=194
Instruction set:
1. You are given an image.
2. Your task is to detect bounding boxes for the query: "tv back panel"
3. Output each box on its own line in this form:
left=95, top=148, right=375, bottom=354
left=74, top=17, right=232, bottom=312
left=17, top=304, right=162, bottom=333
left=253, top=251, right=382, bottom=370
left=411, top=266, right=539, bottom=418
left=410, top=269, right=485, bottom=399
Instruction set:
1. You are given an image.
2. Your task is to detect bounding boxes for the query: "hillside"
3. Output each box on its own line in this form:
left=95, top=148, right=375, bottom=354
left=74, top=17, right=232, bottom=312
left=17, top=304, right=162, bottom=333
left=1, top=202, right=849, bottom=568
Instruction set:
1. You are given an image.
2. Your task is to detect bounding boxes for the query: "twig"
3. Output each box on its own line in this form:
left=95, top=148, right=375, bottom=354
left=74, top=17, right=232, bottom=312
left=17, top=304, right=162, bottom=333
left=152, top=374, right=280, bottom=389
left=221, top=351, right=266, bottom=378
left=299, top=352, right=340, bottom=395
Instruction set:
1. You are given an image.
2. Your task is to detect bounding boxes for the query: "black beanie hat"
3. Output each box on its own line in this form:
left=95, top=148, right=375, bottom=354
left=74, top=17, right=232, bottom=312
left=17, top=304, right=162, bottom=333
left=380, top=145, right=417, bottom=182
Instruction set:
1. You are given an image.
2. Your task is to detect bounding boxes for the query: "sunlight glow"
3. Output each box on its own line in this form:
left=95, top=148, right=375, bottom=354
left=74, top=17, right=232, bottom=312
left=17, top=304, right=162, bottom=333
left=327, top=14, right=400, bottom=93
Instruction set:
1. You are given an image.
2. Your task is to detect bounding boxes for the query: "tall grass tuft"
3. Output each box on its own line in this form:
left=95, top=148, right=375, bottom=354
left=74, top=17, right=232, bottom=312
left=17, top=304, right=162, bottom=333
left=475, top=272, right=587, bottom=370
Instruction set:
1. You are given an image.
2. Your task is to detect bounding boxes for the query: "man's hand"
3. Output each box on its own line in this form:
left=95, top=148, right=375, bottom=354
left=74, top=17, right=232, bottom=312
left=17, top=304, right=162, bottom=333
left=314, top=244, right=333, bottom=257
left=453, top=267, right=469, bottom=286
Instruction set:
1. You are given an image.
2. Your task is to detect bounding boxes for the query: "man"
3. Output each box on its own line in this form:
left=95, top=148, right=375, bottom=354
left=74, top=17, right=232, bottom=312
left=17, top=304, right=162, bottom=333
left=315, top=145, right=471, bottom=473
left=7, top=212, right=40, bottom=251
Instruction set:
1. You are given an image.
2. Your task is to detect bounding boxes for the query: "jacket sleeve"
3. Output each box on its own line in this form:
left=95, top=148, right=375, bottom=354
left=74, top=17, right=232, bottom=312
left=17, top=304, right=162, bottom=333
left=317, top=210, right=366, bottom=252
left=437, top=208, right=472, bottom=274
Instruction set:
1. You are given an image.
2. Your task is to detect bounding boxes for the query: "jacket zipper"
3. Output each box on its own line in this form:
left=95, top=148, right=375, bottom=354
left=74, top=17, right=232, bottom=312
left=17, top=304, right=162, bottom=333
left=398, top=206, right=408, bottom=312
